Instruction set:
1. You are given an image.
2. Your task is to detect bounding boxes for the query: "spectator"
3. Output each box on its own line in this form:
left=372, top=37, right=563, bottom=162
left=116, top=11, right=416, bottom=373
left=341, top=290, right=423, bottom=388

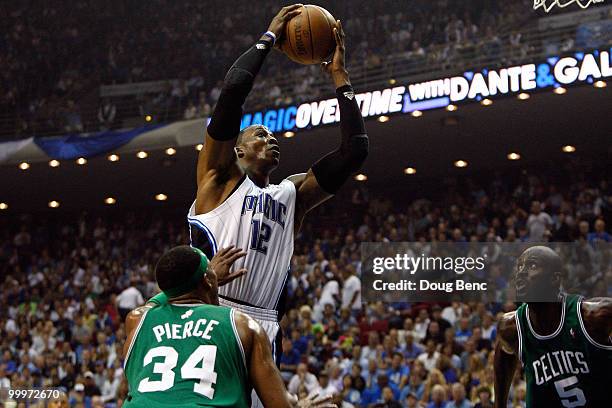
left=288, top=363, right=318, bottom=395
left=97, top=98, right=116, bottom=130
left=280, top=338, right=301, bottom=382
left=527, top=201, right=553, bottom=241
left=426, top=384, right=447, bottom=408
left=473, top=386, right=493, bottom=408
left=116, top=278, right=144, bottom=320
left=446, top=383, right=473, bottom=408
left=342, top=266, right=361, bottom=315
left=417, top=339, right=440, bottom=372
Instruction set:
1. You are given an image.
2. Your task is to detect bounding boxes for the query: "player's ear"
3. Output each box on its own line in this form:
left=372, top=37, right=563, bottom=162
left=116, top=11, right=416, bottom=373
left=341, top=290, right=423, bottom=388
left=235, top=146, right=245, bottom=159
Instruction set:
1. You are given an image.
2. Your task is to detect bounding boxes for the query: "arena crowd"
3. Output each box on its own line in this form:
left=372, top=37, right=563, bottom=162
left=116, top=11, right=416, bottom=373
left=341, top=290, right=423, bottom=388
left=1, top=158, right=609, bottom=407
left=0, top=0, right=536, bottom=138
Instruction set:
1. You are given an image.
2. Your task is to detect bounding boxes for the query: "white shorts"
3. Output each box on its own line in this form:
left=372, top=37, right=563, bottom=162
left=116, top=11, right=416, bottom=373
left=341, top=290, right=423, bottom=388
left=219, top=297, right=281, bottom=408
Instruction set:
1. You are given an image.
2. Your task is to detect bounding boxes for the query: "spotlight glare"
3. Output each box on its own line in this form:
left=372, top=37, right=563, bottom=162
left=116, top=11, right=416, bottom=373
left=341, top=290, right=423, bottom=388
left=411, top=110, right=423, bottom=117
left=378, top=115, right=390, bottom=123
left=19, top=162, right=30, bottom=170
left=108, top=154, right=120, bottom=162
left=48, top=200, right=60, bottom=208
left=481, top=98, right=493, bottom=106
left=165, top=147, right=176, bottom=156
left=446, top=104, right=457, bottom=112
left=145, top=115, right=153, bottom=122
left=104, top=197, right=116, bottom=205
left=554, top=87, right=567, bottom=95
left=0, top=203, right=8, bottom=210
left=137, top=151, right=148, bottom=159
left=155, top=193, right=168, bottom=201
left=49, top=160, right=60, bottom=168
left=404, top=167, right=417, bottom=175
left=389, top=78, right=396, bottom=85
left=195, top=144, right=203, bottom=151
left=354, top=174, right=367, bottom=182
left=454, top=160, right=468, bottom=168
left=562, top=145, right=576, bottom=153
left=507, top=152, right=521, bottom=160
left=76, top=157, right=87, bottom=165
left=517, top=93, right=530, bottom=100
left=594, top=81, right=606, bottom=88
left=283, top=131, right=295, bottom=138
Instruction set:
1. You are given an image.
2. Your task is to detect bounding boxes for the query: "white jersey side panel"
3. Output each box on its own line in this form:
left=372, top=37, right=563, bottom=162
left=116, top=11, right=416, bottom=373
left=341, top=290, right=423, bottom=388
left=187, top=176, right=296, bottom=311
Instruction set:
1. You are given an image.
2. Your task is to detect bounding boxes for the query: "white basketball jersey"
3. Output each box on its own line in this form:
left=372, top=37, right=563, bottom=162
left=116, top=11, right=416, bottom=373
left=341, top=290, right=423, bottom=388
left=187, top=175, right=296, bottom=312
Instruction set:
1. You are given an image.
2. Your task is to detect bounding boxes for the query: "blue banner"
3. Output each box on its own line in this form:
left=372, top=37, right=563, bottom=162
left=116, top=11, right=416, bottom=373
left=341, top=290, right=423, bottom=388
left=33, top=125, right=163, bottom=159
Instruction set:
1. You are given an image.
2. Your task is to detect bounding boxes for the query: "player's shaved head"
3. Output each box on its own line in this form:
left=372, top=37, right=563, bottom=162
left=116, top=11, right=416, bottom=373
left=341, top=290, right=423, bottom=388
left=515, top=245, right=563, bottom=301
left=155, top=245, right=201, bottom=292
left=236, top=124, right=272, bottom=146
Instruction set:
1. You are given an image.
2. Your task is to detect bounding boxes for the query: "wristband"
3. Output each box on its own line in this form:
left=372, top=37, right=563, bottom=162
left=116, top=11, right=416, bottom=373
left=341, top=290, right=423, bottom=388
left=263, top=31, right=277, bottom=45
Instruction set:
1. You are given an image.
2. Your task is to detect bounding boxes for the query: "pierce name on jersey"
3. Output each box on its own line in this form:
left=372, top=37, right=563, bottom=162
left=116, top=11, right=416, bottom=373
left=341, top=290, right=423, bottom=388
left=151, top=316, right=220, bottom=343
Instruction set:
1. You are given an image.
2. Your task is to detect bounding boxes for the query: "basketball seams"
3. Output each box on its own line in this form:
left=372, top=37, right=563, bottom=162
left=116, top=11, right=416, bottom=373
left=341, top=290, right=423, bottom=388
left=304, top=5, right=314, bottom=64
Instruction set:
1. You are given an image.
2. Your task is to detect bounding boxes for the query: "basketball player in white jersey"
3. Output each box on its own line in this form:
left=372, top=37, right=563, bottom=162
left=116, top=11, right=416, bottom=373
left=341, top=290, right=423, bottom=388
left=150, top=7, right=367, bottom=406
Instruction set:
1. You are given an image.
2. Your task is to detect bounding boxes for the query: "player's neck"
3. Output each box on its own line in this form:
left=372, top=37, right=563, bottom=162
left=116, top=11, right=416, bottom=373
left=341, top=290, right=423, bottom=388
left=170, top=292, right=217, bottom=306
left=527, top=301, right=563, bottom=335
left=246, top=169, right=270, bottom=188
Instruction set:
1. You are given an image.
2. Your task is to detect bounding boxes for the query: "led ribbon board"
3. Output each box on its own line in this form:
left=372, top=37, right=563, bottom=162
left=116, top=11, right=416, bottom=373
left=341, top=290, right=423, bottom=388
left=238, top=48, right=611, bottom=132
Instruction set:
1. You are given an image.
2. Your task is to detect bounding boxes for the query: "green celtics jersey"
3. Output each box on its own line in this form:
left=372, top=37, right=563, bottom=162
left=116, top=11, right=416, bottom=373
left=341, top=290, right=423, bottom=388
left=515, top=294, right=612, bottom=408
left=124, top=303, right=250, bottom=408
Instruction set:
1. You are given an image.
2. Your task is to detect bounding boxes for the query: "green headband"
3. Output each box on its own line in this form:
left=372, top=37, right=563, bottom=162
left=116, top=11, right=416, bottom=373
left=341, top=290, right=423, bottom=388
left=163, top=247, right=209, bottom=298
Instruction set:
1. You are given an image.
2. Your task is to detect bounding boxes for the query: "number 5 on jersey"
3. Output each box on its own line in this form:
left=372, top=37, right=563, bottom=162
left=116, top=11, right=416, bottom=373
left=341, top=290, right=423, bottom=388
left=138, top=345, right=218, bottom=398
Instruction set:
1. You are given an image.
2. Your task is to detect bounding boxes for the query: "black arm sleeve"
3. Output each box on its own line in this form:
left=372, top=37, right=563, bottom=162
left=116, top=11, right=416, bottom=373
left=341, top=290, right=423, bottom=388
left=311, top=85, right=369, bottom=194
left=207, top=38, right=273, bottom=141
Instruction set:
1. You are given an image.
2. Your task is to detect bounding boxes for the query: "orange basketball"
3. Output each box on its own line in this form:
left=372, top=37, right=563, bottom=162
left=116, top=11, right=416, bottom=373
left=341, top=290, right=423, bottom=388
left=280, top=5, right=337, bottom=65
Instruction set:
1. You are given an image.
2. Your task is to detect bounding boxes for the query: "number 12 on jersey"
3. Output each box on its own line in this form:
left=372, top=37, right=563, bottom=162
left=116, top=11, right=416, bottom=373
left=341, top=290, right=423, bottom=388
left=138, top=345, right=218, bottom=398
left=250, top=220, right=271, bottom=254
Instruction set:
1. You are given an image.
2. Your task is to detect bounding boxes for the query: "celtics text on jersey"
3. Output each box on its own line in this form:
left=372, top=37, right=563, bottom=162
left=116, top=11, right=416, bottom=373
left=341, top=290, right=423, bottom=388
left=515, top=294, right=612, bottom=408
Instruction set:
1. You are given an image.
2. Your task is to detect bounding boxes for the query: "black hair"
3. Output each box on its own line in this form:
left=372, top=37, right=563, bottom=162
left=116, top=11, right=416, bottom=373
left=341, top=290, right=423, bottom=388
left=155, top=245, right=200, bottom=292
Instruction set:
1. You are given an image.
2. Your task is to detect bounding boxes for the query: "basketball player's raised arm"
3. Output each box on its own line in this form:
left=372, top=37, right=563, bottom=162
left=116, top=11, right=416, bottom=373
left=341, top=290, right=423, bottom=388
left=197, top=5, right=303, bottom=188
left=289, top=21, right=368, bottom=231
left=493, top=312, right=520, bottom=408
left=235, top=311, right=335, bottom=408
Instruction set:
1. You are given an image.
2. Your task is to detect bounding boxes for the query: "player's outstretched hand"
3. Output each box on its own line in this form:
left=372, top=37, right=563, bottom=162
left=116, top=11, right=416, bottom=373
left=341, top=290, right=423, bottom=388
left=267, top=4, right=303, bottom=48
left=321, top=20, right=349, bottom=87
left=295, top=394, right=337, bottom=408
left=209, top=246, right=247, bottom=286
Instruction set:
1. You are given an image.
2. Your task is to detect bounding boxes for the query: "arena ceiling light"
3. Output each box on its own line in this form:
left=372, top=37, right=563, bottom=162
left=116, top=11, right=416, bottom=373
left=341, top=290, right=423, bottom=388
left=18, top=162, right=30, bottom=170
left=454, top=160, right=468, bottom=168
left=76, top=157, right=87, bottom=165
left=446, top=104, right=458, bottom=112
left=49, top=160, right=60, bottom=168
left=507, top=152, right=521, bottom=160
left=108, top=154, right=120, bottom=162
left=404, top=167, right=417, bottom=175
left=481, top=98, right=493, bottom=106
left=104, top=197, right=117, bottom=205
left=554, top=87, right=567, bottom=95
left=283, top=131, right=295, bottom=138
left=411, top=110, right=423, bottom=118
left=593, top=81, right=607, bottom=88
left=137, top=151, right=148, bottom=159
left=155, top=193, right=168, bottom=201
left=517, top=93, right=530, bottom=100
left=145, top=115, right=153, bottom=122
left=195, top=144, right=204, bottom=151
left=0, top=203, right=8, bottom=210
left=48, top=200, right=60, bottom=208
left=354, top=174, right=367, bottom=182
left=562, top=145, right=576, bottom=153
left=389, top=79, right=396, bottom=85
left=377, top=115, right=389, bottom=123
left=165, top=147, right=176, bottom=156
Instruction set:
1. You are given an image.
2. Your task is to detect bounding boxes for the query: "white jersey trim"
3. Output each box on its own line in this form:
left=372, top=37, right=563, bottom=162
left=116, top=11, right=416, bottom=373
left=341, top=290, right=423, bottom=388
left=123, top=307, right=150, bottom=370
left=514, top=311, right=525, bottom=367
left=577, top=297, right=612, bottom=350
left=230, top=308, right=248, bottom=371
left=526, top=294, right=566, bottom=340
